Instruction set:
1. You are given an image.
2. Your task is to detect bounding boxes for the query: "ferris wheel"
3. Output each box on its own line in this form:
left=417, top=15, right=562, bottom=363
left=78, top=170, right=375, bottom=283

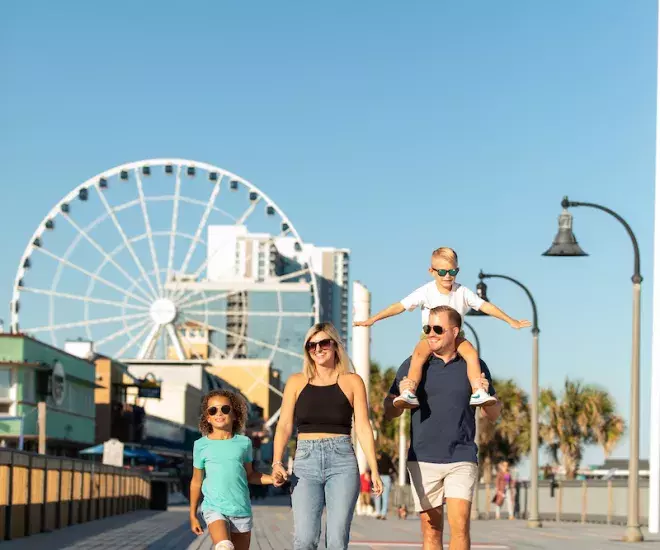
left=10, top=158, right=320, bottom=397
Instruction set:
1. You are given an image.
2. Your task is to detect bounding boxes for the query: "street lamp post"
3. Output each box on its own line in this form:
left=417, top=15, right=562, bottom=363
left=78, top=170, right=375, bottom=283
left=465, top=321, right=482, bottom=521
left=543, top=196, right=643, bottom=542
left=475, top=271, right=542, bottom=528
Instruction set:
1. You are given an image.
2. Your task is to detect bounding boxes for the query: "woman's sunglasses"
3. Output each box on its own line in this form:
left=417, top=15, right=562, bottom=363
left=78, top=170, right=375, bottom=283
left=208, top=405, right=231, bottom=416
left=423, top=324, right=447, bottom=335
left=433, top=267, right=459, bottom=277
left=306, top=338, right=334, bottom=351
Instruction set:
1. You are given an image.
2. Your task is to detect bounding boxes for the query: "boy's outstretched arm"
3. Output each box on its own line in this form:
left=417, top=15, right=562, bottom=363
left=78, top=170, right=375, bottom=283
left=353, top=302, right=405, bottom=327
left=479, top=302, right=531, bottom=329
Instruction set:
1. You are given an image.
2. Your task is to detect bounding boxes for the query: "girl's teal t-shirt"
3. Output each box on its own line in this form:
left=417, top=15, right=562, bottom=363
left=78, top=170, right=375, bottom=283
left=193, top=434, right=253, bottom=517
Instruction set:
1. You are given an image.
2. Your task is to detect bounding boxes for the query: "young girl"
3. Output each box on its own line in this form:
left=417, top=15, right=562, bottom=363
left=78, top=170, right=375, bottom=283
left=355, top=247, right=530, bottom=409
left=189, top=389, right=281, bottom=550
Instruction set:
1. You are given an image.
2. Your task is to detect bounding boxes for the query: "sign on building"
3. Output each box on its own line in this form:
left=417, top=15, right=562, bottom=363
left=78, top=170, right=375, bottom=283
left=102, top=438, right=124, bottom=467
left=138, top=373, right=161, bottom=399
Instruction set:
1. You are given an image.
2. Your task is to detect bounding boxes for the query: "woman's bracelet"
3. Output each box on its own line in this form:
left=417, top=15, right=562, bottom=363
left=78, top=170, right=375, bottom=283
left=272, top=461, right=284, bottom=468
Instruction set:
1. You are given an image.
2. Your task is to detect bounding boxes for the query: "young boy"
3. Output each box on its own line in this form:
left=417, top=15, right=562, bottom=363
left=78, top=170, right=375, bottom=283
left=354, top=247, right=530, bottom=409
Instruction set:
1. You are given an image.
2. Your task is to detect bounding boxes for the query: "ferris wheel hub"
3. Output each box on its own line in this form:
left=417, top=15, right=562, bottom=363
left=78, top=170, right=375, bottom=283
left=150, top=298, right=177, bottom=325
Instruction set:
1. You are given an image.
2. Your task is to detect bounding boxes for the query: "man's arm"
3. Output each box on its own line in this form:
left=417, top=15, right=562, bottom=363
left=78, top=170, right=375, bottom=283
left=384, top=393, right=404, bottom=420
left=480, top=398, right=502, bottom=422
left=383, top=358, right=414, bottom=420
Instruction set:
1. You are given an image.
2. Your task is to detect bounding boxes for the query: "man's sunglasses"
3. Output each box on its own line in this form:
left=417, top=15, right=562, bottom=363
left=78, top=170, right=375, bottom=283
left=423, top=324, right=448, bottom=336
left=306, top=338, right=334, bottom=351
left=433, top=267, right=459, bottom=277
left=208, top=405, right=232, bottom=416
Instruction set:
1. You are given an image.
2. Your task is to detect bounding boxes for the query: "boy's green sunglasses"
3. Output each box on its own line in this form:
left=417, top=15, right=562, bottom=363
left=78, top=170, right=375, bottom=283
left=433, top=267, right=460, bottom=277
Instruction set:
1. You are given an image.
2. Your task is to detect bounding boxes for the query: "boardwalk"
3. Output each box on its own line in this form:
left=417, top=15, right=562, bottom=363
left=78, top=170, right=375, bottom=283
left=1, top=495, right=656, bottom=549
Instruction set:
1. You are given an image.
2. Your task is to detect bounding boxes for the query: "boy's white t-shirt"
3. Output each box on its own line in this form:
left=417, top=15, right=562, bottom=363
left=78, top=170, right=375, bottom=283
left=400, top=282, right=485, bottom=325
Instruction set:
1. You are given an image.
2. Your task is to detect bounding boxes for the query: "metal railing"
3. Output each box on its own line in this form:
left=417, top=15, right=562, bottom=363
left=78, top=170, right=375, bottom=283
left=391, top=478, right=650, bottom=526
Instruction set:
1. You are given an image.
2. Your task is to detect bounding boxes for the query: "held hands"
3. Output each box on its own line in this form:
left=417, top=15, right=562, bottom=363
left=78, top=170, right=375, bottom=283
left=353, top=318, right=374, bottom=327
left=509, top=319, right=532, bottom=329
left=190, top=515, right=204, bottom=536
left=272, top=463, right=288, bottom=487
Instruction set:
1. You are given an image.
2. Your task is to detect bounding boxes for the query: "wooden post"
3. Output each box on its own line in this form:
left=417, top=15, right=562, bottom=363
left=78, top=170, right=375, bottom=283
left=37, top=402, right=47, bottom=455
left=607, top=480, right=613, bottom=525
left=581, top=480, right=587, bottom=524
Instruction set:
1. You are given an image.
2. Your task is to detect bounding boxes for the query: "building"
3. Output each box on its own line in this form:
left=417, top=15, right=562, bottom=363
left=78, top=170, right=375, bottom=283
left=205, top=359, right=283, bottom=421
left=276, top=239, right=350, bottom=344
left=0, top=334, right=96, bottom=455
left=205, top=225, right=350, bottom=346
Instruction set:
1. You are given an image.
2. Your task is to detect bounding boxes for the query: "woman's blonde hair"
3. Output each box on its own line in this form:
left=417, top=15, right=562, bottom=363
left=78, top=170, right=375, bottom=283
left=302, top=322, right=354, bottom=380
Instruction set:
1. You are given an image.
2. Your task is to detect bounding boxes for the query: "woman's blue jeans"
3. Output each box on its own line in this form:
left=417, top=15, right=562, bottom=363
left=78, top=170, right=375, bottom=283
left=290, top=436, right=360, bottom=549
left=373, top=474, right=392, bottom=516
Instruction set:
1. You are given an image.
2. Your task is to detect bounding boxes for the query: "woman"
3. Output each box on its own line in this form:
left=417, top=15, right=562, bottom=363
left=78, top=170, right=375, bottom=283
left=373, top=451, right=397, bottom=520
left=494, top=461, right=515, bottom=520
left=271, top=322, right=383, bottom=550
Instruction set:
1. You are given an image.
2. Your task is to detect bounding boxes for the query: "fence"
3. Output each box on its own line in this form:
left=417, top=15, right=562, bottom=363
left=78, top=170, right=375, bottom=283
left=392, top=478, right=650, bottom=526
left=0, top=449, right=152, bottom=541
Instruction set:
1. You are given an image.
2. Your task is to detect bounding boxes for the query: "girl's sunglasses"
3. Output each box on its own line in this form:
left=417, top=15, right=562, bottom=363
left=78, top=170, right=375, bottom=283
left=306, top=338, right=334, bottom=351
left=208, top=405, right=231, bottom=416
left=433, top=267, right=459, bottom=277
left=423, top=324, right=447, bottom=335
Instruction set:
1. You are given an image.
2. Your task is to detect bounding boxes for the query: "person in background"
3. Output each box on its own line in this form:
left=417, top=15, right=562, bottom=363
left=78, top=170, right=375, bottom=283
left=374, top=451, right=397, bottom=520
left=494, top=461, right=515, bottom=520
left=358, top=470, right=373, bottom=516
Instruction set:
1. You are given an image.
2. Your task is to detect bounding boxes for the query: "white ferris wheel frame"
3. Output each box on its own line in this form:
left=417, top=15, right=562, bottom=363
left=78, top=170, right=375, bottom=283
left=10, top=158, right=321, bottom=367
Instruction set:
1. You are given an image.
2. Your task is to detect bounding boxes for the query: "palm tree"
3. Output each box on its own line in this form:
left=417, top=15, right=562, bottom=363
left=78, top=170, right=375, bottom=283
left=477, top=378, right=531, bottom=482
left=539, top=379, right=625, bottom=478
left=369, top=362, right=399, bottom=457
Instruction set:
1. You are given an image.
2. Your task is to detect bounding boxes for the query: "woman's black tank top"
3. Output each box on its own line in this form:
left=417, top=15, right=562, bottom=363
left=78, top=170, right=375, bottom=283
left=294, top=375, right=353, bottom=435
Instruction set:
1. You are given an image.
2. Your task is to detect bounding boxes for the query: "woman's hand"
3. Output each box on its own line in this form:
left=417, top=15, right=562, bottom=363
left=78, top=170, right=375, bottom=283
left=190, top=515, right=204, bottom=536
left=371, top=473, right=384, bottom=496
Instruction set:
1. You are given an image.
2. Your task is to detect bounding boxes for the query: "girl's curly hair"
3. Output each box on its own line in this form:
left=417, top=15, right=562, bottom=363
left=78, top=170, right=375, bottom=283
left=199, top=390, right=248, bottom=436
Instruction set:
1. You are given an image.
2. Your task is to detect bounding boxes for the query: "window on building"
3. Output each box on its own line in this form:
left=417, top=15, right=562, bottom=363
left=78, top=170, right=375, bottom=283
left=0, top=369, right=11, bottom=400
left=0, top=403, right=10, bottom=414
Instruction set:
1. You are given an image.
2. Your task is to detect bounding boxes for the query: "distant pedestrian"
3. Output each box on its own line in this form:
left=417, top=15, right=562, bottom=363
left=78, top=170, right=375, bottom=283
left=374, top=451, right=397, bottom=519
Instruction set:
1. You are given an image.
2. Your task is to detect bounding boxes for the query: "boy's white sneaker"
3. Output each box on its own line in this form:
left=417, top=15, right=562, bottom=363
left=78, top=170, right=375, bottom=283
left=470, top=388, right=497, bottom=407
left=215, top=542, right=235, bottom=550
left=393, top=389, right=420, bottom=409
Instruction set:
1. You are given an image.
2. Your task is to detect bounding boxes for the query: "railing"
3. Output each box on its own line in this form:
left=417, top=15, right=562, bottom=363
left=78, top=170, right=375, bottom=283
left=0, top=449, right=152, bottom=541
left=392, top=479, right=650, bottom=526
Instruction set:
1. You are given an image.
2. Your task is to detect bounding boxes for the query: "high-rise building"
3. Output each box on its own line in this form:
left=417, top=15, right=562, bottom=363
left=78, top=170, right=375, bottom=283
left=205, top=225, right=351, bottom=348
left=275, top=238, right=350, bottom=344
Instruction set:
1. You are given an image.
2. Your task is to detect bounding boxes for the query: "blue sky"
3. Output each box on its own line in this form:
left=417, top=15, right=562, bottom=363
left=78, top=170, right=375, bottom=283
left=1, top=1, right=658, bottom=469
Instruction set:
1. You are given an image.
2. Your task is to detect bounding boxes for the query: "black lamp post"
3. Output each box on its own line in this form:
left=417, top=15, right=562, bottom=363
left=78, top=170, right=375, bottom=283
left=464, top=320, right=483, bottom=521
left=544, top=196, right=643, bottom=542
left=473, top=270, right=541, bottom=528
left=466, top=280, right=489, bottom=317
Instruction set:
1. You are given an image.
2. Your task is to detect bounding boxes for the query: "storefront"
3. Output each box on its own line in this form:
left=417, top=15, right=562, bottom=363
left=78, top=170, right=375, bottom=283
left=0, top=334, right=96, bottom=455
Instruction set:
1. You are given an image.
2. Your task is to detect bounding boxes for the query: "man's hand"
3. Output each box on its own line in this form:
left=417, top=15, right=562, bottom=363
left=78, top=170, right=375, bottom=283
left=509, top=319, right=532, bottom=329
left=353, top=318, right=374, bottom=327
left=478, top=372, right=490, bottom=392
left=399, top=376, right=416, bottom=393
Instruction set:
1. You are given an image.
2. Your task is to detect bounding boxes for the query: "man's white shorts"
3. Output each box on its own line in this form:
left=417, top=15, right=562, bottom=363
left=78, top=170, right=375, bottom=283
left=407, top=461, right=478, bottom=512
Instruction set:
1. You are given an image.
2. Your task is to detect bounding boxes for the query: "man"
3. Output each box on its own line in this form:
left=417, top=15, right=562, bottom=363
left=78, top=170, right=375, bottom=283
left=384, top=305, right=501, bottom=550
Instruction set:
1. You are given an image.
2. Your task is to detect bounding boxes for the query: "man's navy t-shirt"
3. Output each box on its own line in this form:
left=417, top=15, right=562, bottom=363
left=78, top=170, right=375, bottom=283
left=389, top=354, right=495, bottom=465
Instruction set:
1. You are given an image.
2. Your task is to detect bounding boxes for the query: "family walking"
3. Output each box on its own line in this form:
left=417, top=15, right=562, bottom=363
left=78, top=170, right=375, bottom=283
left=190, top=247, right=525, bottom=550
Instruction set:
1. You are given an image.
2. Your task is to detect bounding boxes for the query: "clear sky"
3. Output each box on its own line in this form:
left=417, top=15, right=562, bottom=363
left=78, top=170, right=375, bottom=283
left=1, top=1, right=658, bottom=471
